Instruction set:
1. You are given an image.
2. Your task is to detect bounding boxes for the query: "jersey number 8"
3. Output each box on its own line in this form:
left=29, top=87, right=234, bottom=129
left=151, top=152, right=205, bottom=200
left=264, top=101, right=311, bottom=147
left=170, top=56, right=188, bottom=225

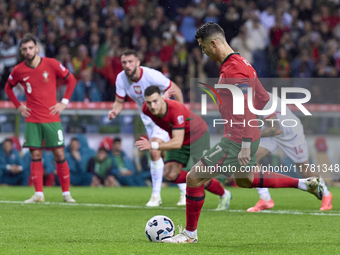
left=26, top=82, right=32, bottom=94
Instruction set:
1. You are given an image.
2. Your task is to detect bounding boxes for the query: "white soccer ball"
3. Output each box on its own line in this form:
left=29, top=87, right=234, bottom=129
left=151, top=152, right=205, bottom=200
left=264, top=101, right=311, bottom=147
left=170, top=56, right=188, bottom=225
left=145, top=215, right=175, bottom=242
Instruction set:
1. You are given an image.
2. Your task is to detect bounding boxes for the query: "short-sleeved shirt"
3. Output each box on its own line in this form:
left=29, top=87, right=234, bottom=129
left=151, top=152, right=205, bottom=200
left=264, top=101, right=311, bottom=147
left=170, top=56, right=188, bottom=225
left=218, top=53, right=269, bottom=143
left=115, top=66, right=171, bottom=126
left=142, top=99, right=207, bottom=146
left=7, top=58, right=70, bottom=123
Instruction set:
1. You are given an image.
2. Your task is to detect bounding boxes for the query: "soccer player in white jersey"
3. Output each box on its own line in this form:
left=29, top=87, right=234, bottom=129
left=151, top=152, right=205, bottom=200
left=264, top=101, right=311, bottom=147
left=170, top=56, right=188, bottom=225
left=108, top=50, right=186, bottom=207
left=248, top=92, right=333, bottom=212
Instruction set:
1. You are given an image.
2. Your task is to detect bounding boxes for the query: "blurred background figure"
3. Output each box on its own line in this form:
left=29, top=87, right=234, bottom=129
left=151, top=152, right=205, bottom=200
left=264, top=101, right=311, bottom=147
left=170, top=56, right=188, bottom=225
left=87, top=147, right=118, bottom=187
left=64, top=135, right=94, bottom=186
left=0, top=138, right=28, bottom=186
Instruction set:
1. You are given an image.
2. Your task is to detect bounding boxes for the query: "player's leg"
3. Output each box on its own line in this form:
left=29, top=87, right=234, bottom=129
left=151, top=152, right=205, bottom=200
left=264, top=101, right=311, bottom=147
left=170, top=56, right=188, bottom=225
left=247, top=139, right=275, bottom=212
left=163, top=160, right=223, bottom=243
left=145, top=124, right=174, bottom=206
left=297, top=161, right=332, bottom=210
left=192, top=131, right=231, bottom=210
left=23, top=122, right=45, bottom=203
left=43, top=122, right=75, bottom=203
left=279, top=138, right=332, bottom=210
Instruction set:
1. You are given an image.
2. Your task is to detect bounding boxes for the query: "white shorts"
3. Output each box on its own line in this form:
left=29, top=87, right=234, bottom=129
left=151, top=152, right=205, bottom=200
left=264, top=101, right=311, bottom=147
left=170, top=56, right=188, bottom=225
left=145, top=122, right=170, bottom=142
left=259, top=135, right=309, bottom=163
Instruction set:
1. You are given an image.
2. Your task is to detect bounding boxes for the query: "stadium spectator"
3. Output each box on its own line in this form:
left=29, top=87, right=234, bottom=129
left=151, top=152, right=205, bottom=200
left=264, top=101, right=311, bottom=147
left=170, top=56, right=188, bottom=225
left=230, top=25, right=256, bottom=64
left=0, top=138, right=28, bottom=186
left=72, top=44, right=92, bottom=80
left=64, top=135, right=94, bottom=186
left=71, top=70, right=101, bottom=102
left=24, top=150, right=56, bottom=187
left=0, top=32, right=18, bottom=99
left=110, top=137, right=145, bottom=186
left=87, top=147, right=118, bottom=187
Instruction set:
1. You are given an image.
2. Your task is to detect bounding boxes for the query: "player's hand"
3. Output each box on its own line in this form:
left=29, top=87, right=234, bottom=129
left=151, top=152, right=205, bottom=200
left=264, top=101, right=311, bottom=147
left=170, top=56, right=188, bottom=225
left=163, top=89, right=176, bottom=100
left=18, top=104, right=31, bottom=118
left=135, top=137, right=151, bottom=151
left=49, top=103, right=66, bottom=115
left=108, top=109, right=118, bottom=120
left=238, top=148, right=251, bottom=166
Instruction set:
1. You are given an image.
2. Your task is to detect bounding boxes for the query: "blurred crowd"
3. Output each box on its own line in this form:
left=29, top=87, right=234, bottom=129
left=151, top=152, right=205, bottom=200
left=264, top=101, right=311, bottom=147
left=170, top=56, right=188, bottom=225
left=1, top=0, right=340, bottom=102
left=0, top=135, right=153, bottom=187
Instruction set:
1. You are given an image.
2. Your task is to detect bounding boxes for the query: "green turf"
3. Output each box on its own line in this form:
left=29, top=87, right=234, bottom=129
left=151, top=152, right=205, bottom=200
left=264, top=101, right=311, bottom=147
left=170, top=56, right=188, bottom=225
left=0, top=186, right=339, bottom=254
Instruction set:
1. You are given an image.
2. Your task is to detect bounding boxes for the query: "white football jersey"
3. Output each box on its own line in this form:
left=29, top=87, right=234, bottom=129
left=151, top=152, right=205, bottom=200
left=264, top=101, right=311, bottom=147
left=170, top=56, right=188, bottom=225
left=115, top=66, right=171, bottom=125
left=262, top=92, right=304, bottom=141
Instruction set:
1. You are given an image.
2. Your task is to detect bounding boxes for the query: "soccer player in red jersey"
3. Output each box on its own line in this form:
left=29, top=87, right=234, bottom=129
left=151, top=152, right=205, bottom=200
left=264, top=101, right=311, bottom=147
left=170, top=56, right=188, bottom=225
left=164, top=22, right=324, bottom=243
left=5, top=34, right=77, bottom=203
left=135, top=86, right=232, bottom=210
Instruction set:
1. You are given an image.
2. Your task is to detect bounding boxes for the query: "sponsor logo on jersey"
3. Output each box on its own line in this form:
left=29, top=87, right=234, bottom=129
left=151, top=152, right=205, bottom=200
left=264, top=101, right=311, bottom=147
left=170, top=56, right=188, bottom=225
left=43, top=71, right=49, bottom=82
left=177, top=115, right=184, bottom=124
left=23, top=76, right=30, bottom=81
left=60, top=63, right=66, bottom=71
left=134, top=85, right=142, bottom=94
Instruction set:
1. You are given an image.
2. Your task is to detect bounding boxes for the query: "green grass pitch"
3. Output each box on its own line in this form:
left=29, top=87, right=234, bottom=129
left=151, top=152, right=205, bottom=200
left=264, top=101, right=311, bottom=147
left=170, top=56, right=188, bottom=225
left=0, top=186, right=339, bottom=254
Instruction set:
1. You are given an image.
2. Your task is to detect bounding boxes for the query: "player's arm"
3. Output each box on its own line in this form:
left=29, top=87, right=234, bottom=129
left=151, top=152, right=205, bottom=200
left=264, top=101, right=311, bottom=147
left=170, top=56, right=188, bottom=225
left=50, top=66, right=77, bottom=115
left=135, top=129, right=185, bottom=151
left=108, top=95, right=125, bottom=120
left=164, top=81, right=184, bottom=103
left=5, top=82, right=31, bottom=118
left=261, top=115, right=282, bottom=137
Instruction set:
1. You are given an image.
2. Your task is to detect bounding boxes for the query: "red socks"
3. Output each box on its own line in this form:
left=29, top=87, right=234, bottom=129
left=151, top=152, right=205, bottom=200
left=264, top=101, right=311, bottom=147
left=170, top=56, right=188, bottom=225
left=205, top=178, right=225, bottom=196
left=56, top=160, right=70, bottom=192
left=186, top=185, right=205, bottom=232
left=251, top=172, right=299, bottom=188
left=31, top=159, right=44, bottom=192
left=173, top=170, right=187, bottom=184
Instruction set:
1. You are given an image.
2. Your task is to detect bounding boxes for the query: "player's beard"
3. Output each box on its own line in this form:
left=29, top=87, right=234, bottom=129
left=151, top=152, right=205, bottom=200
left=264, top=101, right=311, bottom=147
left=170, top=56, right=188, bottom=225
left=125, top=67, right=137, bottom=79
left=25, top=53, right=36, bottom=63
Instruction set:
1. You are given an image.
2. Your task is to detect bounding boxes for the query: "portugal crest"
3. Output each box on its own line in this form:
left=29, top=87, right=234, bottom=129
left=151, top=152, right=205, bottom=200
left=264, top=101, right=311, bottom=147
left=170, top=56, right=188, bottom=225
left=42, top=71, right=49, bottom=82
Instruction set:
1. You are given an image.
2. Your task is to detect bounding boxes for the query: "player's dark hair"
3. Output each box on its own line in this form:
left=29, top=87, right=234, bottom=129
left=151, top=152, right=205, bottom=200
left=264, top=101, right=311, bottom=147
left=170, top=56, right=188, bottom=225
left=98, top=147, right=108, bottom=153
left=71, top=137, right=79, bottom=142
left=2, top=138, right=13, bottom=144
left=121, top=49, right=139, bottom=58
left=144, top=86, right=161, bottom=97
left=113, top=137, right=121, bottom=143
left=20, top=34, right=37, bottom=47
left=195, top=22, right=225, bottom=41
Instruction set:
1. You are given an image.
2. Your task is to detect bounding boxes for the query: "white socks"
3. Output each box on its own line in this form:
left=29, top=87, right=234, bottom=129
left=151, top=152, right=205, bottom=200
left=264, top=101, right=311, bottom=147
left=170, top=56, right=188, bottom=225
left=177, top=183, right=186, bottom=194
left=221, top=189, right=230, bottom=198
left=184, top=229, right=197, bottom=238
left=35, top=192, right=44, bottom=198
left=256, top=188, right=271, bottom=201
left=298, top=179, right=307, bottom=191
left=62, top=191, right=70, bottom=196
left=320, top=177, right=330, bottom=196
left=150, top=158, right=164, bottom=197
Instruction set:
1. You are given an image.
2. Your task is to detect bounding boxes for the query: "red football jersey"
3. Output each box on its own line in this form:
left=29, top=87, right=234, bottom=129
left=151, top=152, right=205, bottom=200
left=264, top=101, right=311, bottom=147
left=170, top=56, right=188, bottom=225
left=218, top=53, right=269, bottom=143
left=142, top=99, right=207, bottom=146
left=7, top=58, right=70, bottom=123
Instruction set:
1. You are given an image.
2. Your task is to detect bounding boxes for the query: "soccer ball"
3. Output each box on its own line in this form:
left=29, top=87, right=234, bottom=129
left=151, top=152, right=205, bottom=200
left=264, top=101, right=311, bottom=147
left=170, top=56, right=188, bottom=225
left=145, top=215, right=175, bottom=242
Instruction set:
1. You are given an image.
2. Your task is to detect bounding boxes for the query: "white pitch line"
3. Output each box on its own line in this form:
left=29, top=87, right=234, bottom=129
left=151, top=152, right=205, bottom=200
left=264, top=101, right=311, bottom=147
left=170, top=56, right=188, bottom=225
left=0, top=200, right=339, bottom=216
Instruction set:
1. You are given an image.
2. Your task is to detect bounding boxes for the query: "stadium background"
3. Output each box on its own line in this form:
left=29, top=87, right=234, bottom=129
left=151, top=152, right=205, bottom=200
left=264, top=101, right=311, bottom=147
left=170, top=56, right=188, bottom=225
left=1, top=0, right=340, bottom=183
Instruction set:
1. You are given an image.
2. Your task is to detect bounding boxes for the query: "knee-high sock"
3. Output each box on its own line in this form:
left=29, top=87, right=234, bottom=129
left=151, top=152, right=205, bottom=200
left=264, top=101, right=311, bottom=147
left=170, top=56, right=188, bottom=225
left=150, top=158, right=164, bottom=197
left=251, top=172, right=299, bottom=188
left=56, top=159, right=70, bottom=193
left=186, top=185, right=205, bottom=232
left=171, top=170, right=187, bottom=194
left=31, top=159, right=44, bottom=193
left=256, top=188, right=271, bottom=201
left=205, top=178, right=225, bottom=196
